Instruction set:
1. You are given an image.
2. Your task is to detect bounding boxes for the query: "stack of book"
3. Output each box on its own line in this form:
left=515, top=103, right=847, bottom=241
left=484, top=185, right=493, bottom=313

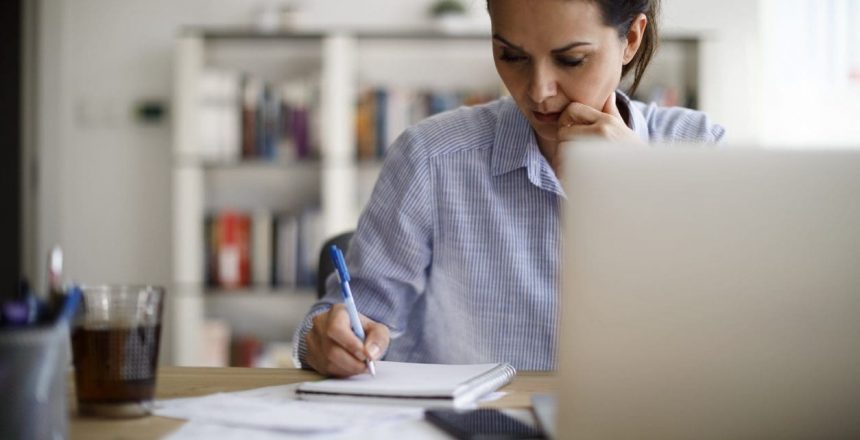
left=204, top=208, right=323, bottom=290
left=198, top=68, right=320, bottom=163
left=355, top=87, right=499, bottom=161
left=230, top=336, right=294, bottom=368
left=231, top=334, right=264, bottom=367
left=200, top=323, right=296, bottom=368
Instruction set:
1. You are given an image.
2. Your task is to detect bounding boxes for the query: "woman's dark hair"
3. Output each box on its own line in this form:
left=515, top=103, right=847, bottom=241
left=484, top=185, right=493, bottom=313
left=593, top=0, right=660, bottom=95
left=487, top=0, right=660, bottom=96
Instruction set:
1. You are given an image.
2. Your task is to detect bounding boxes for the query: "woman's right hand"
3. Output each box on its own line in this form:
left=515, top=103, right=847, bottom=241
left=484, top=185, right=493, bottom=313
left=557, top=92, right=643, bottom=146
left=304, top=303, right=390, bottom=377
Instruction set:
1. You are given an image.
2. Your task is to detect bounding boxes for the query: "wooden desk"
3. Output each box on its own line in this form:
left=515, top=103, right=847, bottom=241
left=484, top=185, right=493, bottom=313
left=69, top=367, right=556, bottom=440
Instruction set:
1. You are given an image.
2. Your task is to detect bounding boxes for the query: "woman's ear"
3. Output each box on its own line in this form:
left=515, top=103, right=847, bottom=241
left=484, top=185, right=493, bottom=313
left=623, top=13, right=648, bottom=65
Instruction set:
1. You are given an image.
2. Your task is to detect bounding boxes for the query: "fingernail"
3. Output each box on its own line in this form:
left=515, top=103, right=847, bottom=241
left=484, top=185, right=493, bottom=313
left=354, top=350, right=366, bottom=361
left=368, top=343, right=381, bottom=360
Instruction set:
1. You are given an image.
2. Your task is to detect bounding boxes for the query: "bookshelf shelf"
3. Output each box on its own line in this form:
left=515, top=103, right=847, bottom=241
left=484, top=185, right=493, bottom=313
left=200, top=158, right=321, bottom=170
left=204, top=287, right=316, bottom=297
left=203, top=162, right=321, bottom=212
left=183, top=27, right=492, bottom=41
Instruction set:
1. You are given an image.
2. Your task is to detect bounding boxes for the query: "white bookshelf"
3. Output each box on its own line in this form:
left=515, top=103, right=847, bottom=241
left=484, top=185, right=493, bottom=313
left=170, top=28, right=706, bottom=366
left=170, top=29, right=500, bottom=366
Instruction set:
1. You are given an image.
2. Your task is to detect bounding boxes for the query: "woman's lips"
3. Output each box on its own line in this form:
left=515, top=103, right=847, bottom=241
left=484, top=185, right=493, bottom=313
left=533, top=111, right=562, bottom=124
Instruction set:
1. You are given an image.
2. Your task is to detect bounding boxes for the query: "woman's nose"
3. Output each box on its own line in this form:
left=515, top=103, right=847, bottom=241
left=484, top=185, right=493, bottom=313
left=528, top=62, right=558, bottom=103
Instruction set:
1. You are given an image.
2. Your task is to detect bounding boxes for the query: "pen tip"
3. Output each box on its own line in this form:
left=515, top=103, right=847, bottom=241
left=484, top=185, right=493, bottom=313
left=368, top=361, right=376, bottom=377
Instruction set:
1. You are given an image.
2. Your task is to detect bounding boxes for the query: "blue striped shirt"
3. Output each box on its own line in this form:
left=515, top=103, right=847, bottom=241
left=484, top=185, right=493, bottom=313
left=294, top=93, right=725, bottom=371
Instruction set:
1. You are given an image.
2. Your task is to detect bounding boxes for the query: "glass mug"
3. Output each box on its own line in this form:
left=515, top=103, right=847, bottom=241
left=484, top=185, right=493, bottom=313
left=71, top=285, right=165, bottom=417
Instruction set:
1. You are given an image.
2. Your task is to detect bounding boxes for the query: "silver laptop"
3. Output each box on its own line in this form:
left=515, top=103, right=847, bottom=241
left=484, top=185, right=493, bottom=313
left=558, top=144, right=860, bottom=439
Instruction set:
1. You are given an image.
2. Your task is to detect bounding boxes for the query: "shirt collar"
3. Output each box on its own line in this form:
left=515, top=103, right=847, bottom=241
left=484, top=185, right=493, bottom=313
left=491, top=96, right=538, bottom=178
left=490, top=98, right=564, bottom=195
left=616, top=90, right=650, bottom=142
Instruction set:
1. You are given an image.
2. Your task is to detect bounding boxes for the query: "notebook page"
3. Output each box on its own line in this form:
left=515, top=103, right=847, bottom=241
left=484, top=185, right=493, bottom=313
left=155, top=384, right=422, bottom=433
left=298, top=361, right=503, bottom=397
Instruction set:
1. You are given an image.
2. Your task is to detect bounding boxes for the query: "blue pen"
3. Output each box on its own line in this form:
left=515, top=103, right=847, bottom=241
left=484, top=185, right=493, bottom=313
left=329, top=245, right=376, bottom=377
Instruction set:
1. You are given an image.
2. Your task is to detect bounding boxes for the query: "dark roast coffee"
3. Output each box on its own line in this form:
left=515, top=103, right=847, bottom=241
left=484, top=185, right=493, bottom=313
left=71, top=324, right=161, bottom=405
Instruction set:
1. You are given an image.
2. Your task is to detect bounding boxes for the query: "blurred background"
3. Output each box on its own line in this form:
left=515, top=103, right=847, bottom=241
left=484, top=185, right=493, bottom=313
left=2, top=0, right=858, bottom=367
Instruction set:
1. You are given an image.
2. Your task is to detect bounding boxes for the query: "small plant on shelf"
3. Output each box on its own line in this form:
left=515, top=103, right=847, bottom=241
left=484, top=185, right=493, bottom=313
left=429, top=0, right=477, bottom=34
left=429, top=0, right=467, bottom=17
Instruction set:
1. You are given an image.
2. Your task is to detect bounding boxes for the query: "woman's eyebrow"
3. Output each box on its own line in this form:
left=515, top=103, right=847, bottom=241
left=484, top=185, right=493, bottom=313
left=492, top=34, right=591, bottom=53
left=493, top=34, right=526, bottom=52
left=492, top=34, right=525, bottom=51
left=551, top=41, right=592, bottom=53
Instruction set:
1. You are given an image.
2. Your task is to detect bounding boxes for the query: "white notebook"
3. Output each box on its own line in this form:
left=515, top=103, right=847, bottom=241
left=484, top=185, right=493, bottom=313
left=296, top=361, right=517, bottom=408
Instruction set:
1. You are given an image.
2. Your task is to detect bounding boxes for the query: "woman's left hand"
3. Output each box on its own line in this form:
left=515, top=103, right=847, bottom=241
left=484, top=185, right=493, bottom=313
left=557, top=92, right=643, bottom=145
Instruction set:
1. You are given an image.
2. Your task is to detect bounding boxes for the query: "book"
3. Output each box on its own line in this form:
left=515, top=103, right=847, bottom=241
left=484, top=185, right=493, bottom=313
left=235, top=74, right=319, bottom=162
left=241, top=75, right=261, bottom=159
left=354, top=87, right=499, bottom=160
left=251, top=210, right=273, bottom=287
left=200, top=319, right=231, bottom=367
left=216, top=211, right=251, bottom=289
left=295, top=361, right=516, bottom=408
left=199, top=69, right=241, bottom=162
left=296, top=208, right=323, bottom=287
left=205, top=207, right=321, bottom=290
left=275, top=214, right=299, bottom=287
left=230, top=334, right=263, bottom=367
left=204, top=215, right=217, bottom=287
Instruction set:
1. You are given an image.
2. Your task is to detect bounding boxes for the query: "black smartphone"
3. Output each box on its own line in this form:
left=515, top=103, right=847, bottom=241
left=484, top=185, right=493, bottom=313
left=425, top=408, right=546, bottom=439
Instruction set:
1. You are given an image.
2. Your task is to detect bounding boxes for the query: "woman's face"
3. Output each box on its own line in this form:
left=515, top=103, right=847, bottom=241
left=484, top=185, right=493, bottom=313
left=490, top=0, right=631, bottom=145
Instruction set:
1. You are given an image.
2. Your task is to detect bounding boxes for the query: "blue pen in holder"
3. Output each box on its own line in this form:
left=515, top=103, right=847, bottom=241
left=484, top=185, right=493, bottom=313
left=0, top=287, right=81, bottom=440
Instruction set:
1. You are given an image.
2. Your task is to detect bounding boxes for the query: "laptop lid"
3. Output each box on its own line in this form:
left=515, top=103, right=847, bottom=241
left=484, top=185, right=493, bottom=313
left=559, top=144, right=860, bottom=439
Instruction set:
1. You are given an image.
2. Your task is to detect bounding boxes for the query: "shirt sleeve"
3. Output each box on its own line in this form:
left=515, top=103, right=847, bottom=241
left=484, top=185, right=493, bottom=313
left=640, top=102, right=726, bottom=144
left=291, top=304, right=330, bottom=369
left=292, top=127, right=433, bottom=368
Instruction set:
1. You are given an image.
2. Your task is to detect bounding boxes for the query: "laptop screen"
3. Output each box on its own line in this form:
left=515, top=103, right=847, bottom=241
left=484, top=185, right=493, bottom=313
left=558, top=143, right=860, bottom=439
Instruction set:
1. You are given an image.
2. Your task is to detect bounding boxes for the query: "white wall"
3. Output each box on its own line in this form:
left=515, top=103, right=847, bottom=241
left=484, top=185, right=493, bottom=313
left=34, top=0, right=764, bottom=291
left=667, top=0, right=860, bottom=148
left=38, top=0, right=247, bottom=291
left=662, top=0, right=763, bottom=143
left=35, top=0, right=477, bottom=291
left=758, top=0, right=860, bottom=147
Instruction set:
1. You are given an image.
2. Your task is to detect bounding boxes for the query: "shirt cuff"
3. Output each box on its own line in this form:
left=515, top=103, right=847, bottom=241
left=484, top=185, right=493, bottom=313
left=291, top=304, right=332, bottom=369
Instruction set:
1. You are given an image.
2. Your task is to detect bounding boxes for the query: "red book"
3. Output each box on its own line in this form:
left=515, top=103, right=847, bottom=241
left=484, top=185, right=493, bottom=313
left=231, top=335, right=262, bottom=367
left=217, top=211, right=251, bottom=288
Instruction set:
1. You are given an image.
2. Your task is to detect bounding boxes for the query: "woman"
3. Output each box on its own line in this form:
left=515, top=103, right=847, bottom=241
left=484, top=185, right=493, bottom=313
left=294, top=0, right=725, bottom=377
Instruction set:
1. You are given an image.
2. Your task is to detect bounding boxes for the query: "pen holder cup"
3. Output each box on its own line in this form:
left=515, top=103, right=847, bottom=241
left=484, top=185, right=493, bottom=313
left=0, top=323, right=70, bottom=440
